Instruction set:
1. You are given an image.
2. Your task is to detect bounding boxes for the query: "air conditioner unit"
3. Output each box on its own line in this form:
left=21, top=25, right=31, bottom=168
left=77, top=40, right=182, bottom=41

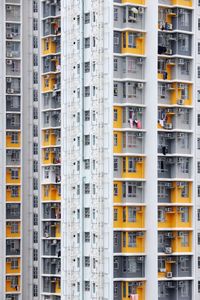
left=6, top=60, right=12, bottom=65
left=178, top=58, right=184, bottom=65
left=165, top=232, right=173, bottom=238
left=166, top=9, right=173, bottom=14
left=166, top=83, right=173, bottom=90
left=137, top=232, right=144, bottom=237
left=136, top=132, right=143, bottom=138
left=178, top=231, right=184, bottom=237
left=136, top=157, right=143, bottom=162
left=168, top=34, right=176, bottom=41
left=6, top=5, right=12, bottom=11
left=128, top=15, right=137, bottom=22
left=166, top=272, right=173, bottom=278
left=178, top=83, right=185, bottom=89
left=52, top=239, right=57, bottom=244
left=177, top=99, right=184, bottom=105
left=178, top=8, right=185, bottom=14
left=137, top=256, right=144, bottom=262
left=166, top=157, right=173, bottom=164
left=6, top=23, right=11, bottom=28
left=136, top=57, right=143, bottom=64
left=164, top=182, right=172, bottom=188
left=177, top=107, right=183, bottom=114
left=7, top=78, right=12, bottom=83
left=7, top=52, right=13, bottom=58
left=6, top=33, right=13, bottom=39
left=137, top=83, right=144, bottom=89
left=177, top=207, right=185, bottom=213
left=137, top=282, right=143, bottom=287
left=7, top=88, right=14, bottom=94
left=177, top=182, right=185, bottom=187
left=138, top=7, right=144, bottom=14
left=164, top=247, right=172, bottom=254
left=177, top=132, right=184, bottom=138
left=165, top=48, right=172, bottom=55
left=179, top=281, right=184, bottom=287
left=177, top=157, right=183, bottom=163
left=53, top=84, right=58, bottom=90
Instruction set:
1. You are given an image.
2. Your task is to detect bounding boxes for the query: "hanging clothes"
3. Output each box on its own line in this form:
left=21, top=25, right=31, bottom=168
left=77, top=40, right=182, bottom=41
left=162, top=146, right=166, bottom=155
left=129, top=119, right=134, bottom=128
left=136, top=120, right=142, bottom=129
left=130, top=295, right=139, bottom=300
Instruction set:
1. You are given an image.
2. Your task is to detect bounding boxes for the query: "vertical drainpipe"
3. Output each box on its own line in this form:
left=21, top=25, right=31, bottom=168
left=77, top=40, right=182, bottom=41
left=80, top=0, right=84, bottom=300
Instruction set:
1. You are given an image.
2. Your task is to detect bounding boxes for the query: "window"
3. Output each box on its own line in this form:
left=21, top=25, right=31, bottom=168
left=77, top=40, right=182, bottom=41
left=114, top=134, right=118, bottom=146
left=33, top=231, right=38, bottom=243
left=114, top=83, right=118, bottom=96
left=181, top=232, right=189, bottom=247
left=198, top=67, right=200, bottom=78
left=85, top=159, right=90, bottom=169
left=33, top=284, right=38, bottom=297
left=198, top=257, right=200, bottom=269
left=33, top=195, right=38, bottom=208
left=85, top=281, right=90, bottom=291
left=198, top=209, right=200, bottom=221
left=113, top=109, right=118, bottom=121
left=33, top=36, right=38, bottom=48
left=33, top=54, right=38, bottom=66
left=113, top=158, right=119, bottom=172
left=11, top=258, right=18, bottom=270
left=33, top=213, right=38, bottom=226
left=114, top=58, right=118, bottom=71
left=114, top=184, right=118, bottom=196
left=33, top=266, right=38, bottom=279
left=198, top=114, right=200, bottom=126
left=85, top=256, right=90, bottom=267
left=198, top=18, right=200, bottom=30
left=158, top=209, right=165, bottom=222
left=198, top=162, right=200, bottom=173
left=85, top=232, right=90, bottom=242
left=181, top=207, right=189, bottom=222
left=85, top=13, right=90, bottom=24
left=114, top=8, right=118, bottom=21
left=84, top=135, right=90, bottom=145
left=114, top=32, right=119, bottom=46
left=114, top=208, right=118, bottom=221
left=11, top=168, right=19, bottom=179
left=11, top=222, right=18, bottom=233
left=33, top=249, right=38, bottom=261
left=33, top=0, right=38, bottom=13
left=33, top=18, right=38, bottom=31
left=84, top=110, right=90, bottom=121
left=128, top=33, right=136, bottom=48
left=198, top=138, right=200, bottom=150
left=85, top=38, right=90, bottom=48
left=93, top=37, right=96, bottom=47
left=128, top=233, right=136, bottom=247
left=11, top=186, right=18, bottom=197
left=128, top=158, right=136, bottom=172
left=84, top=62, right=90, bottom=73
left=84, top=208, right=90, bottom=218
left=128, top=207, right=136, bottom=222
left=198, top=43, right=200, bottom=55
left=84, top=86, right=90, bottom=97
left=84, top=183, right=90, bottom=194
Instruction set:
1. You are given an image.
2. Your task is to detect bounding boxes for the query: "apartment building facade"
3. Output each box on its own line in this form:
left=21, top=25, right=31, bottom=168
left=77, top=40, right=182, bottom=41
left=1, top=0, right=200, bottom=299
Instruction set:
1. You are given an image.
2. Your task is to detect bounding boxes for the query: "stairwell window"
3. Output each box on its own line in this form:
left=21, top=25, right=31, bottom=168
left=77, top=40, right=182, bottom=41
left=114, top=183, right=118, bottom=196
left=114, top=58, right=118, bottom=71
left=84, top=256, right=90, bottom=267
left=84, top=183, right=90, bottom=194
left=84, top=86, right=90, bottom=97
left=128, top=158, right=136, bottom=172
left=114, top=8, right=118, bottom=21
left=113, top=109, right=118, bottom=121
left=84, top=38, right=90, bottom=48
left=128, top=232, right=136, bottom=247
left=84, top=135, right=90, bottom=145
left=114, top=134, right=118, bottom=146
left=181, top=207, right=189, bottom=223
left=198, top=19, right=200, bottom=30
left=84, top=281, right=90, bottom=291
left=113, top=158, right=119, bottom=172
left=84, top=62, right=90, bottom=73
left=181, top=232, right=189, bottom=247
left=128, top=207, right=136, bottom=222
left=84, top=232, right=90, bottom=243
left=198, top=66, right=200, bottom=78
left=198, top=162, right=200, bottom=173
left=198, top=209, right=200, bottom=221
left=11, top=168, right=19, bottom=179
left=198, top=186, right=200, bottom=197
left=114, top=84, right=118, bottom=96
left=84, top=13, right=90, bottom=24
left=114, top=208, right=118, bottom=221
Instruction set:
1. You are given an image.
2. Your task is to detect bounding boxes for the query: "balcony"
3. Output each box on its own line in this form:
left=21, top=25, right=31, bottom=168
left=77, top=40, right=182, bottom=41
left=6, top=275, right=20, bottom=293
left=158, top=58, right=192, bottom=82
left=42, top=148, right=61, bottom=165
left=114, top=256, right=145, bottom=279
left=114, top=106, right=144, bottom=130
left=42, top=129, right=60, bottom=148
left=114, top=281, right=145, bottom=300
left=114, top=31, right=145, bottom=55
left=6, top=150, right=20, bottom=166
left=42, top=74, right=61, bottom=93
left=43, top=258, right=61, bottom=275
left=6, top=132, right=21, bottom=148
left=114, top=231, right=145, bottom=253
left=6, top=221, right=21, bottom=238
left=43, top=111, right=61, bottom=129
left=114, top=81, right=145, bottom=105
left=114, top=206, right=145, bottom=229
left=43, top=17, right=61, bottom=37
left=158, top=132, right=191, bottom=155
left=6, top=41, right=20, bottom=59
left=6, top=59, right=21, bottom=77
left=6, top=203, right=20, bottom=219
left=158, top=281, right=192, bottom=300
left=114, top=5, right=145, bottom=30
left=158, top=82, right=192, bottom=106
left=6, top=239, right=20, bottom=256
left=6, top=167, right=21, bottom=184
left=113, top=181, right=144, bottom=204
left=158, top=181, right=192, bottom=204
left=43, top=240, right=61, bottom=257
left=114, top=156, right=145, bottom=179
left=6, top=96, right=21, bottom=112
left=158, top=8, right=192, bottom=33
left=158, top=32, right=192, bottom=57
left=42, top=184, right=61, bottom=202
left=42, top=36, right=61, bottom=55
left=43, top=0, right=61, bottom=18
left=6, top=186, right=20, bottom=202
left=158, top=157, right=192, bottom=179
left=158, top=255, right=192, bottom=278
left=43, top=203, right=61, bottom=220
left=43, top=221, right=61, bottom=238
left=42, top=166, right=61, bottom=184
left=6, top=258, right=20, bottom=274
left=114, top=56, right=145, bottom=80
left=114, top=131, right=145, bottom=155
left=43, top=277, right=61, bottom=294
left=158, top=0, right=192, bottom=7
left=43, top=55, right=61, bottom=74
left=43, top=92, right=61, bottom=110
left=158, top=107, right=192, bottom=131
left=114, top=0, right=146, bottom=6
left=158, top=231, right=192, bottom=253
left=6, top=77, right=21, bottom=95
left=6, top=0, right=20, bottom=3
left=6, top=23, right=21, bottom=41
left=158, top=206, right=192, bottom=228
left=6, top=5, right=20, bottom=22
